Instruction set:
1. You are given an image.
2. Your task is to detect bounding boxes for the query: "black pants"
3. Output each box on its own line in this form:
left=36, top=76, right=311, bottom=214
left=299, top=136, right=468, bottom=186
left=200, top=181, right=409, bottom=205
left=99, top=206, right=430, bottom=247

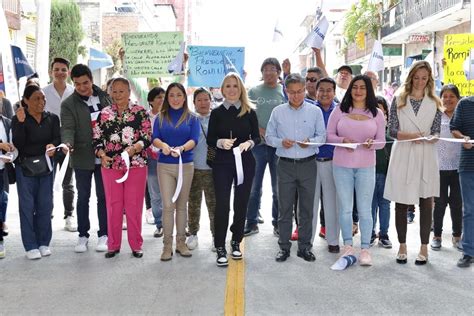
left=53, top=151, right=75, bottom=218
left=433, top=170, right=463, bottom=237
left=395, top=198, right=433, bottom=244
left=213, top=153, right=255, bottom=248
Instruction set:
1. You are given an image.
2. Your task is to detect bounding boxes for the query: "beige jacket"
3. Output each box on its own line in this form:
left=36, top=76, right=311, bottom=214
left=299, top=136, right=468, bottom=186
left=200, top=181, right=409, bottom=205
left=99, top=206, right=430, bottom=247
left=384, top=96, right=440, bottom=204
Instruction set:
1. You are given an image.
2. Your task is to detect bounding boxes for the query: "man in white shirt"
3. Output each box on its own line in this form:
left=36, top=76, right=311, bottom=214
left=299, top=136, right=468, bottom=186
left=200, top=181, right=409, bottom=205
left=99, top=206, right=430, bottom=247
left=43, top=57, right=76, bottom=232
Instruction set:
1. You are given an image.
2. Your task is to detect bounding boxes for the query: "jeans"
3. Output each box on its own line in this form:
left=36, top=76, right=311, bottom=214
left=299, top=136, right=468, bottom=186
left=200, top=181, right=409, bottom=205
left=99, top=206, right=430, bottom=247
left=16, top=166, right=54, bottom=251
left=371, top=173, right=391, bottom=237
left=147, top=158, right=162, bottom=229
left=459, top=171, right=474, bottom=257
left=333, top=165, right=375, bottom=249
left=433, top=170, right=462, bottom=237
left=246, top=144, right=278, bottom=227
left=74, top=165, right=107, bottom=238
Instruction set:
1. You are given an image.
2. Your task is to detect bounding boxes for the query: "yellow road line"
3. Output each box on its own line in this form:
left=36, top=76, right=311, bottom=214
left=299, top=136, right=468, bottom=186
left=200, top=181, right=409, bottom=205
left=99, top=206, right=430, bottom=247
left=224, top=241, right=245, bottom=316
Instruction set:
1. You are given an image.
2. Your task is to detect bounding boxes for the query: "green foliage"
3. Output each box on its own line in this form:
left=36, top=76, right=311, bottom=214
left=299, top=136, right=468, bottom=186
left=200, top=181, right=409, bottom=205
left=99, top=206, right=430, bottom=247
left=49, top=0, right=84, bottom=68
left=343, top=0, right=381, bottom=45
left=104, top=40, right=123, bottom=78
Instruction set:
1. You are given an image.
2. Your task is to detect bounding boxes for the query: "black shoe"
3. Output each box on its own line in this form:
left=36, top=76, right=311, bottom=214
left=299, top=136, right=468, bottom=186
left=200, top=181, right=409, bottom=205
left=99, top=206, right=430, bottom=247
left=328, top=245, right=340, bottom=253
left=244, top=224, right=259, bottom=236
left=297, top=248, right=316, bottom=262
left=154, top=227, right=163, bottom=238
left=105, top=250, right=120, bottom=258
left=132, top=250, right=143, bottom=258
left=457, top=255, right=474, bottom=268
left=275, top=249, right=290, bottom=262
left=273, top=226, right=279, bottom=237
left=216, top=247, right=228, bottom=267
left=230, top=240, right=242, bottom=260
left=378, top=237, right=393, bottom=249
left=369, top=234, right=377, bottom=247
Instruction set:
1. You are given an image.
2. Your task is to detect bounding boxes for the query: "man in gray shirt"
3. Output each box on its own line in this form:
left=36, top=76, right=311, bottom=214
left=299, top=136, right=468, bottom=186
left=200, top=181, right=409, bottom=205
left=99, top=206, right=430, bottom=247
left=266, top=73, right=326, bottom=262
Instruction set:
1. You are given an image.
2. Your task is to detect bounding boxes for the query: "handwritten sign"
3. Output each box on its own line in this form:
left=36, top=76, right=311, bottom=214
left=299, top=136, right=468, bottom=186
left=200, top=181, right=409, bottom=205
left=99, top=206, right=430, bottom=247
left=122, top=32, right=183, bottom=77
left=187, top=45, right=245, bottom=87
left=443, top=33, right=474, bottom=96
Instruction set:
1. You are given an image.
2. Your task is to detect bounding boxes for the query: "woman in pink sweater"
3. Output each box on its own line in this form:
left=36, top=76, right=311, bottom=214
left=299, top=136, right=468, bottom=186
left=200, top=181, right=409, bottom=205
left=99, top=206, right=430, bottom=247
left=327, top=75, right=386, bottom=266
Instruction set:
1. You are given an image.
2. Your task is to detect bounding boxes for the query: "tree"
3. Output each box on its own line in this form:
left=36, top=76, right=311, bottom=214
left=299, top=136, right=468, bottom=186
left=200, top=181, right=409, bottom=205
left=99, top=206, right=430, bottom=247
left=49, top=0, right=84, bottom=67
left=343, top=0, right=381, bottom=46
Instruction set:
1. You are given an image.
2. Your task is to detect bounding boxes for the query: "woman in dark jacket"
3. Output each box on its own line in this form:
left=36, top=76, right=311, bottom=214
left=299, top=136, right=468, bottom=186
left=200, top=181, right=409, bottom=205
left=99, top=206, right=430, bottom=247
left=12, top=85, right=60, bottom=260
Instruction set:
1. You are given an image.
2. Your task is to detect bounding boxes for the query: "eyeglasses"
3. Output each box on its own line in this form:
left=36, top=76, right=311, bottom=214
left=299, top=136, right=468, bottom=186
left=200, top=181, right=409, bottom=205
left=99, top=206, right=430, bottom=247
left=306, top=77, right=318, bottom=83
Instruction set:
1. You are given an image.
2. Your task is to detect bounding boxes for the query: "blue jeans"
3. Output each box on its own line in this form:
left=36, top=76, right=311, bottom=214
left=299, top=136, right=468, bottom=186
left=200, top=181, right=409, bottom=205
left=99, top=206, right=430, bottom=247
left=147, top=158, right=162, bottom=228
left=16, top=166, right=54, bottom=251
left=246, top=144, right=278, bottom=227
left=371, top=173, right=390, bottom=237
left=74, top=165, right=107, bottom=238
left=333, top=165, right=375, bottom=249
left=459, top=171, right=474, bottom=257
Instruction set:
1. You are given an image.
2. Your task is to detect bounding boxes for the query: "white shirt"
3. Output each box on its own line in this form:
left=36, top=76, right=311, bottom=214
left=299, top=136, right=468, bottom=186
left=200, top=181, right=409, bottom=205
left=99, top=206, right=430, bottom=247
left=0, top=120, right=18, bottom=170
left=43, top=83, right=74, bottom=119
left=335, top=86, right=347, bottom=103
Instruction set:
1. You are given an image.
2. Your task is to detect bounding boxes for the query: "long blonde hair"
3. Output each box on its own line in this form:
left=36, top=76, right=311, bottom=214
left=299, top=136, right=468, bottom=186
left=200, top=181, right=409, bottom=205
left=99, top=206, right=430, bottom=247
left=397, top=60, right=442, bottom=110
left=220, top=72, right=254, bottom=117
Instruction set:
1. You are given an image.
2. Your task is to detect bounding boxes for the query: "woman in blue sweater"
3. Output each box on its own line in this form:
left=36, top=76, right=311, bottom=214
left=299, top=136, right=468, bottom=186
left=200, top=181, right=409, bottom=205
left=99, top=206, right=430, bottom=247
left=152, top=83, right=200, bottom=261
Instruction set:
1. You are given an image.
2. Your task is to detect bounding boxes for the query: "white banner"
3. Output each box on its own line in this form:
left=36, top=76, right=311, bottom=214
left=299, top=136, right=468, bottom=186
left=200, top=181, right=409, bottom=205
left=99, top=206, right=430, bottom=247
left=233, top=147, right=244, bottom=186
left=304, top=16, right=329, bottom=49
left=171, top=148, right=183, bottom=203
left=367, top=40, right=384, bottom=73
left=45, top=144, right=70, bottom=192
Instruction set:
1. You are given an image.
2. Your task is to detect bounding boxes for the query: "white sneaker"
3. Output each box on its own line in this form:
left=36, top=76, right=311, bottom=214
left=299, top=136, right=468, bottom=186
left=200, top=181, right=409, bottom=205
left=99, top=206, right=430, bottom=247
left=74, top=237, right=89, bottom=253
left=186, top=234, right=198, bottom=250
left=96, top=235, right=108, bottom=252
left=0, top=241, right=5, bottom=258
left=145, top=208, right=154, bottom=225
left=39, top=246, right=52, bottom=257
left=64, top=216, right=78, bottom=232
left=26, top=249, right=41, bottom=260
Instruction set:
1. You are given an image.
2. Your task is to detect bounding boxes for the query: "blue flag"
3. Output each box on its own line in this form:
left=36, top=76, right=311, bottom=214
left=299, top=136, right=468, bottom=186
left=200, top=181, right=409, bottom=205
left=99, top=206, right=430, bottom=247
left=88, top=47, right=113, bottom=71
left=11, top=45, right=35, bottom=79
left=222, top=53, right=238, bottom=75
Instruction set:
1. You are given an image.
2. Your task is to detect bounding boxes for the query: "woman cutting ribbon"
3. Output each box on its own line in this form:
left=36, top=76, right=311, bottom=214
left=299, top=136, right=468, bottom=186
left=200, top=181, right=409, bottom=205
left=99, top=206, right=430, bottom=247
left=12, top=85, right=60, bottom=260
left=384, top=60, right=443, bottom=265
left=152, top=83, right=199, bottom=261
left=207, top=73, right=260, bottom=267
left=93, top=78, right=151, bottom=259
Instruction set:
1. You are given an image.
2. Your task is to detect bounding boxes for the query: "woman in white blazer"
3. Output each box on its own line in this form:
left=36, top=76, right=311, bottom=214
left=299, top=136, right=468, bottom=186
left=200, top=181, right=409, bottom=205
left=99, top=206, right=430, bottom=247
left=384, top=61, right=443, bottom=265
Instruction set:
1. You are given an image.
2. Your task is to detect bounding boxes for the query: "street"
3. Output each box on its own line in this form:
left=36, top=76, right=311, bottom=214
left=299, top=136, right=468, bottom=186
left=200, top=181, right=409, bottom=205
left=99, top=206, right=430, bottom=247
left=1, top=170, right=473, bottom=315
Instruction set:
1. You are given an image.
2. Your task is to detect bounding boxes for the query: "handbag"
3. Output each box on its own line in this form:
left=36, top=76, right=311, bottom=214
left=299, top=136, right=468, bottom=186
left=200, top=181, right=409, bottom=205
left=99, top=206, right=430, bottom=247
left=20, top=155, right=52, bottom=177
left=200, top=122, right=216, bottom=167
left=5, top=163, right=15, bottom=184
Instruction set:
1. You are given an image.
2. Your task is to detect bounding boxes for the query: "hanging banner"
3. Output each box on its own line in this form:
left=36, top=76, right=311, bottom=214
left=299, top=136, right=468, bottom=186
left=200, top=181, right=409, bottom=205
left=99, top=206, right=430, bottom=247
left=187, top=45, right=245, bottom=87
left=443, top=33, right=474, bottom=96
left=122, top=32, right=183, bottom=77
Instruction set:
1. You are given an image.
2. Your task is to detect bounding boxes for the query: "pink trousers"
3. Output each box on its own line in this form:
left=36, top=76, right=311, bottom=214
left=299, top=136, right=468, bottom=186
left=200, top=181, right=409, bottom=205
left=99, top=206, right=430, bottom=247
left=101, top=167, right=147, bottom=252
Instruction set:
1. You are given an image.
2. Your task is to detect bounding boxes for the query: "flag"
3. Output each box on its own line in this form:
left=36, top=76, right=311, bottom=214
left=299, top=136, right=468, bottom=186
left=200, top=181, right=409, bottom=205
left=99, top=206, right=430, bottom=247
left=11, top=45, right=35, bottom=79
left=88, top=47, right=114, bottom=71
left=0, top=3, right=19, bottom=103
left=304, top=16, right=329, bottom=49
left=367, top=40, right=384, bottom=72
left=272, top=19, right=283, bottom=43
left=167, top=41, right=185, bottom=74
left=222, top=53, right=238, bottom=75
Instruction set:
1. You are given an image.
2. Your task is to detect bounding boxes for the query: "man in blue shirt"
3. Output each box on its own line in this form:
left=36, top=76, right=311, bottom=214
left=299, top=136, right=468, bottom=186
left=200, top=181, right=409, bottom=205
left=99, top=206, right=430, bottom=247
left=266, top=73, right=326, bottom=262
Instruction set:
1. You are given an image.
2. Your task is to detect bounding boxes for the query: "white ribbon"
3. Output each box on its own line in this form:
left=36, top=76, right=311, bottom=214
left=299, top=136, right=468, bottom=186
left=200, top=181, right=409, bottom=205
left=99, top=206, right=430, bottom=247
left=116, top=151, right=130, bottom=183
left=171, top=148, right=183, bottom=203
left=301, top=136, right=474, bottom=149
left=233, top=147, right=244, bottom=186
left=45, top=144, right=70, bottom=192
left=0, top=153, right=13, bottom=162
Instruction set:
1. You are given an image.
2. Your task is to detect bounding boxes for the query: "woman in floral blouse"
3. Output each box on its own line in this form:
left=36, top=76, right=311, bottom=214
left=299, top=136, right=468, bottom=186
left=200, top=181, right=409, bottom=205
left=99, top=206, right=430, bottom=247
left=93, top=77, right=151, bottom=259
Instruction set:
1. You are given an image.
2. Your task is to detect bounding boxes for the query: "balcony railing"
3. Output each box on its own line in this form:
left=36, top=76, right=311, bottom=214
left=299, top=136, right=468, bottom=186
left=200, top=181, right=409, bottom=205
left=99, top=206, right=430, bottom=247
left=381, top=0, right=467, bottom=37
left=2, top=0, right=20, bottom=30
left=346, top=34, right=376, bottom=63
left=2, top=0, right=19, bottom=13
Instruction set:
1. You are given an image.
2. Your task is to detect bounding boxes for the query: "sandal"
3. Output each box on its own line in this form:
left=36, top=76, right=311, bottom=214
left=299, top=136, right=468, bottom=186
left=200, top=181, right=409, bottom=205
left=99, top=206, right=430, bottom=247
left=415, top=253, right=428, bottom=265
left=396, top=252, right=407, bottom=264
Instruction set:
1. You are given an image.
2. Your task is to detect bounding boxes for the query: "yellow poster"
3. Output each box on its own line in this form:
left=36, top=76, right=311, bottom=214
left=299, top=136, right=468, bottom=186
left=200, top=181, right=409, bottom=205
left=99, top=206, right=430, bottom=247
left=443, top=33, right=474, bottom=96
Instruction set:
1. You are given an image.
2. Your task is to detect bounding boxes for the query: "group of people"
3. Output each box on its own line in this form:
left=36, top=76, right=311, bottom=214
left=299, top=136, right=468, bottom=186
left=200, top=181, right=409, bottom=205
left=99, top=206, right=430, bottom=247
left=0, top=53, right=472, bottom=270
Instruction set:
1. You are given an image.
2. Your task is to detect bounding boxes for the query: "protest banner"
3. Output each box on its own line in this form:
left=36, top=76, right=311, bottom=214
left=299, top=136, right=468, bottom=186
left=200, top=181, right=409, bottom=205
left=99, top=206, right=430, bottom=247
left=443, top=33, right=474, bottom=96
left=187, top=45, right=245, bottom=87
left=122, top=32, right=183, bottom=77
left=304, top=16, right=329, bottom=49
